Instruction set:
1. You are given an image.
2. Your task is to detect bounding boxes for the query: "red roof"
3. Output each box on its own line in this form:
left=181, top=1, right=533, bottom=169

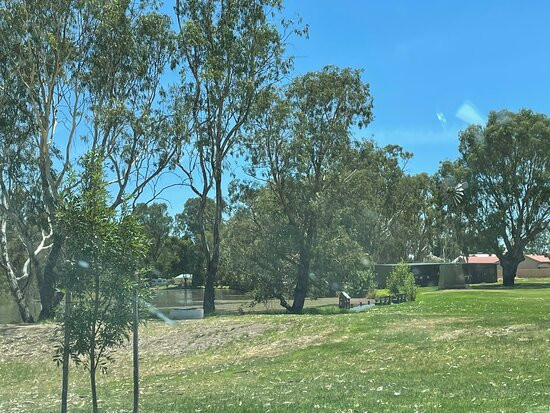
left=527, top=255, right=550, bottom=263
left=467, top=255, right=500, bottom=264
left=466, top=254, right=550, bottom=265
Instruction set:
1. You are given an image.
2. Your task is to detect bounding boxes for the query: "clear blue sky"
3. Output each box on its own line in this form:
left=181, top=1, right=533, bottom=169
left=156, top=0, right=550, bottom=212
left=281, top=0, right=550, bottom=174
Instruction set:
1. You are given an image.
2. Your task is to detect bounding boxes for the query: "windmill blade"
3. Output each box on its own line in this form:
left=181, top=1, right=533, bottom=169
left=441, top=178, right=467, bottom=206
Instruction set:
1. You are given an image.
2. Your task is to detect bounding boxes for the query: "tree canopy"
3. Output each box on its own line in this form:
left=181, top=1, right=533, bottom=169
left=457, top=109, right=550, bottom=285
left=2, top=1, right=550, bottom=324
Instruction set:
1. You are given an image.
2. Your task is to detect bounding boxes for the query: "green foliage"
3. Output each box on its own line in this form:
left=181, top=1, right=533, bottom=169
left=131, top=202, right=207, bottom=283
left=386, top=261, right=417, bottom=301
left=333, top=142, right=435, bottom=263
left=457, top=109, right=550, bottom=284
left=432, top=161, right=470, bottom=260
left=174, top=0, right=302, bottom=313
left=55, top=153, right=147, bottom=410
left=526, top=228, right=550, bottom=255
left=227, top=66, right=375, bottom=311
left=343, top=269, right=377, bottom=298
left=0, top=0, right=177, bottom=319
left=133, top=203, right=174, bottom=275
left=174, top=197, right=217, bottom=242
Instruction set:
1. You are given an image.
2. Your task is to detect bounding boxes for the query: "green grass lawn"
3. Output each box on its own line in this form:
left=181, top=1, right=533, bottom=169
left=1, top=283, right=549, bottom=412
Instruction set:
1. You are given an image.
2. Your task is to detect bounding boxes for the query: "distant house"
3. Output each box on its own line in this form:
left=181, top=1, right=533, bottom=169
left=464, top=254, right=550, bottom=278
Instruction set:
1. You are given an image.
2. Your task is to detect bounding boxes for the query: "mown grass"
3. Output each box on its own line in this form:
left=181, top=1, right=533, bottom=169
left=0, top=282, right=549, bottom=412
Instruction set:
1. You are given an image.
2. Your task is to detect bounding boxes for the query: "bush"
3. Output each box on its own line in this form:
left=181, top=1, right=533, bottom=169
left=387, top=262, right=417, bottom=301
left=345, top=269, right=377, bottom=298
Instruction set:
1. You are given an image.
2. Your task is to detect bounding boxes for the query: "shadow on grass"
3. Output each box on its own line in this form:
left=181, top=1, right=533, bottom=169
left=208, top=304, right=351, bottom=317
left=301, top=305, right=350, bottom=315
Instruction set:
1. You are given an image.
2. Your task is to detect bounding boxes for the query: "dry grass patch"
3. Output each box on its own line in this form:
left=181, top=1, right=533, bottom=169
left=0, top=318, right=280, bottom=361
left=135, top=319, right=276, bottom=356
left=0, top=323, right=57, bottom=359
left=239, top=331, right=330, bottom=358
left=432, top=323, right=542, bottom=342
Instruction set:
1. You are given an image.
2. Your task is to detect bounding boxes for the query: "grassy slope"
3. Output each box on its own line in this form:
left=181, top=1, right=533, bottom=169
left=0, top=283, right=549, bottom=412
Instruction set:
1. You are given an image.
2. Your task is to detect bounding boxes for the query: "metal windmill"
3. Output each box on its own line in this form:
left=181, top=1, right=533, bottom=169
left=441, top=176, right=468, bottom=207
left=439, top=177, right=469, bottom=261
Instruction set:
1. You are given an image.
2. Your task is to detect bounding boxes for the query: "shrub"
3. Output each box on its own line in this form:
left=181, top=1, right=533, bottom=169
left=346, top=269, right=377, bottom=298
left=387, top=262, right=417, bottom=301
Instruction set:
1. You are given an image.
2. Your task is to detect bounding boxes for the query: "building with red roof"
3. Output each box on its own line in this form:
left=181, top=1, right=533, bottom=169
left=464, top=254, right=550, bottom=278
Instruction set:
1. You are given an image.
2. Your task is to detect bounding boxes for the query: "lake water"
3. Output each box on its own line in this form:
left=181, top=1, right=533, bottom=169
left=0, top=296, right=41, bottom=324
left=153, top=288, right=251, bottom=309
left=0, top=288, right=250, bottom=323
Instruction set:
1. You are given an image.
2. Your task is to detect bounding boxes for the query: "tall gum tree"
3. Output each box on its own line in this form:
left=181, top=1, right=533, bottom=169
left=248, top=66, right=373, bottom=313
left=174, top=0, right=302, bottom=314
left=0, top=0, right=175, bottom=320
left=458, top=109, right=550, bottom=286
left=333, top=143, right=435, bottom=263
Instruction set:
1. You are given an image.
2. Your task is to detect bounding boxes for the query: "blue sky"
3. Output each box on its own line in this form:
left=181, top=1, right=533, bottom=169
left=281, top=0, right=550, bottom=174
left=155, top=0, right=550, bottom=212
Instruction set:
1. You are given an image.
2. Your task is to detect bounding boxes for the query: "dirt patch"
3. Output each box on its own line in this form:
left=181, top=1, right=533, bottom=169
left=0, top=323, right=58, bottom=359
left=135, top=320, right=281, bottom=356
left=384, top=317, right=542, bottom=342
left=0, top=319, right=280, bottom=360
left=480, top=323, right=540, bottom=338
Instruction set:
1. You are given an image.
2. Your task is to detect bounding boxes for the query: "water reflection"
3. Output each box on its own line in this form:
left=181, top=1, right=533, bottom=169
left=152, top=288, right=250, bottom=309
left=0, top=288, right=251, bottom=323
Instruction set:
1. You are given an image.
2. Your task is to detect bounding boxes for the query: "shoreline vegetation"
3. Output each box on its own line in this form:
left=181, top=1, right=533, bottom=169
left=0, top=281, right=548, bottom=412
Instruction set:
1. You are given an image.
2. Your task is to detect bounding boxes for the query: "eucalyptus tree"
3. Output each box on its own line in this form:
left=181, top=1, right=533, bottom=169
left=246, top=66, right=374, bottom=312
left=0, top=0, right=175, bottom=319
left=526, top=229, right=549, bottom=255
left=133, top=202, right=203, bottom=280
left=173, top=0, right=302, bottom=314
left=133, top=203, right=174, bottom=266
left=56, top=153, right=147, bottom=413
left=0, top=3, right=43, bottom=322
left=458, top=109, right=550, bottom=286
left=334, top=142, right=435, bottom=263
left=223, top=183, right=376, bottom=304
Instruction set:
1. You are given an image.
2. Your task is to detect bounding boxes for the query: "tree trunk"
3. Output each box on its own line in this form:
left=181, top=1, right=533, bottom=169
left=61, top=290, right=71, bottom=413
left=278, top=295, right=292, bottom=311
left=38, top=233, right=64, bottom=320
left=203, top=168, right=223, bottom=315
left=0, top=220, right=34, bottom=323
left=133, top=273, right=139, bottom=413
left=90, top=271, right=100, bottom=413
left=203, top=267, right=216, bottom=315
left=90, top=363, right=98, bottom=413
left=501, top=256, right=521, bottom=287
left=290, top=244, right=311, bottom=314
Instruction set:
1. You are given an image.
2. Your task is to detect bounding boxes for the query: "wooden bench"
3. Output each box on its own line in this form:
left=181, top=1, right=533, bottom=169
left=375, top=295, right=392, bottom=305
left=375, top=294, right=407, bottom=305
left=392, top=293, right=407, bottom=304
